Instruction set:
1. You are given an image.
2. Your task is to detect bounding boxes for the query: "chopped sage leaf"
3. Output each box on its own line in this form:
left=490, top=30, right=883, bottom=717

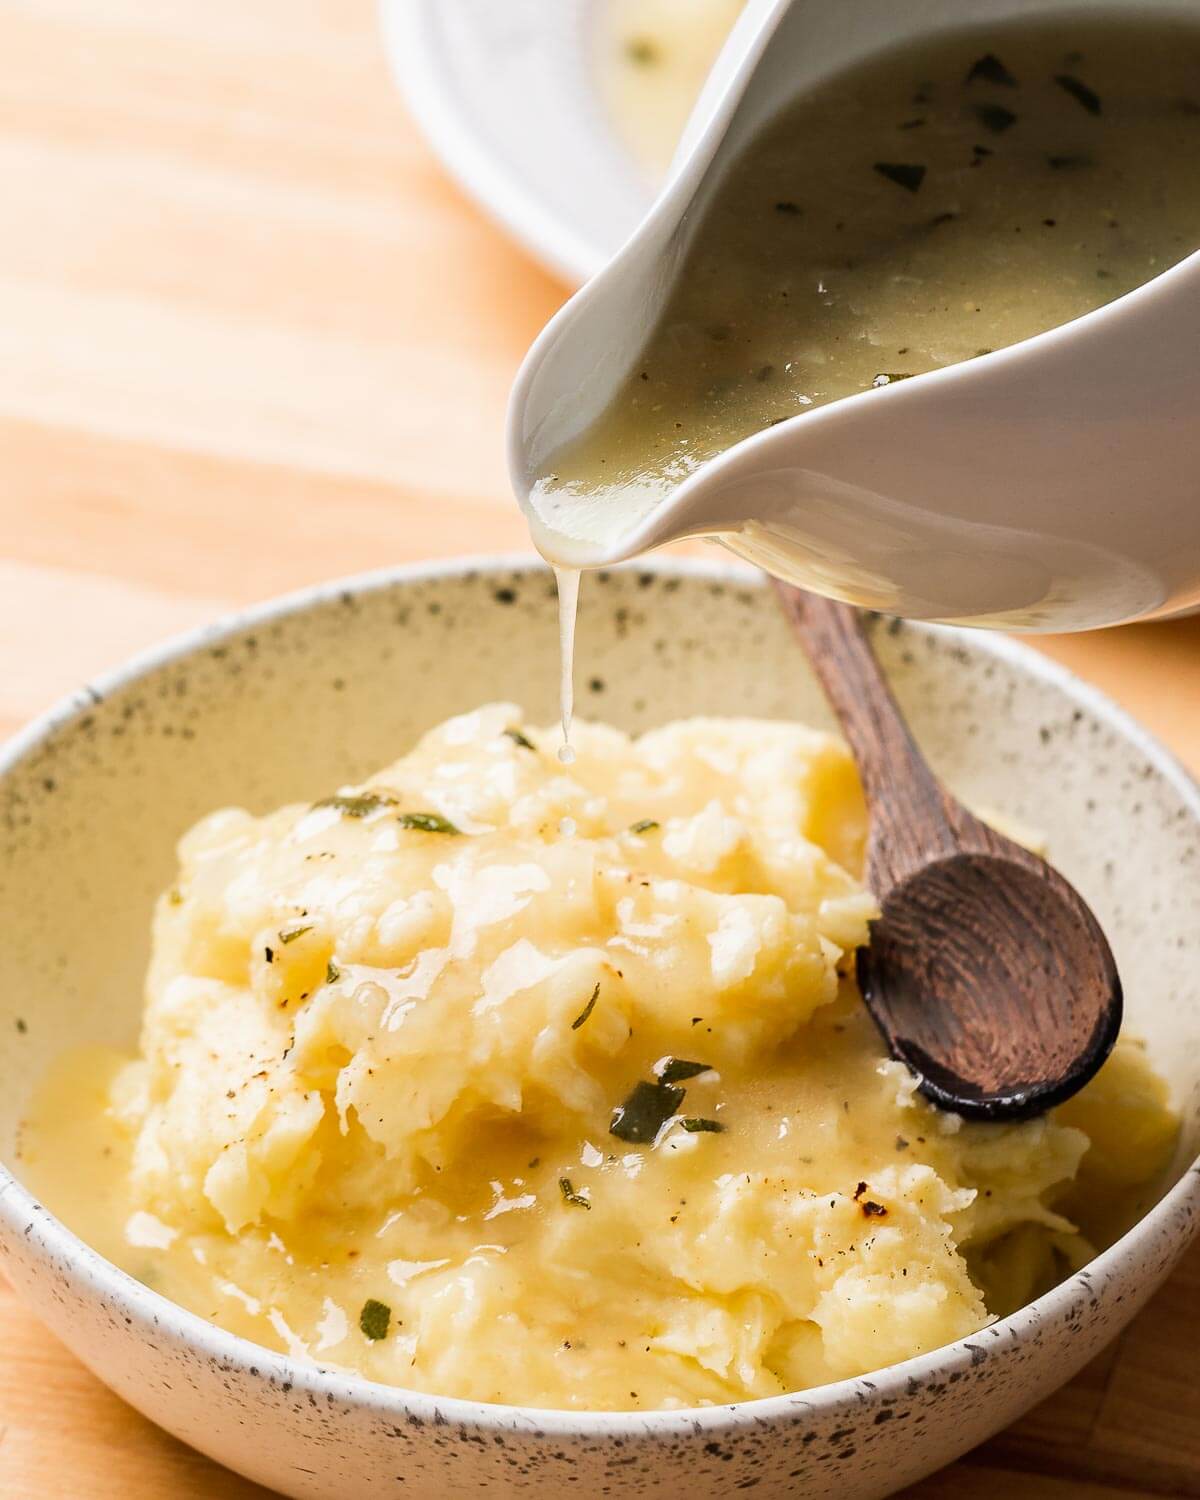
left=872, top=372, right=914, bottom=387
left=1055, top=73, right=1101, bottom=115
left=315, top=792, right=396, bottom=819
left=559, top=1177, right=592, bottom=1209
left=325, top=958, right=341, bottom=984
left=873, top=162, right=926, bottom=193
left=504, top=727, right=535, bottom=751
left=571, top=983, right=600, bottom=1031
left=681, top=1117, right=725, bottom=1134
left=610, top=1080, right=684, bottom=1144
left=397, top=812, right=461, bottom=834
left=624, top=36, right=659, bottom=67
left=359, top=1298, right=391, bottom=1341
left=656, top=1058, right=713, bottom=1084
left=965, top=53, right=1017, bottom=87
left=629, top=819, right=660, bottom=834
left=974, top=102, right=1017, bottom=133
left=278, top=921, right=313, bottom=945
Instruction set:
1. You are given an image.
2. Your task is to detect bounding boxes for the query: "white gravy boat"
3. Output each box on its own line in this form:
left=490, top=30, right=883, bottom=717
left=508, top=0, right=1200, bottom=630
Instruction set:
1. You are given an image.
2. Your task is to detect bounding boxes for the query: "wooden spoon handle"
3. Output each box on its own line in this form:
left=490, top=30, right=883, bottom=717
left=771, top=582, right=967, bottom=889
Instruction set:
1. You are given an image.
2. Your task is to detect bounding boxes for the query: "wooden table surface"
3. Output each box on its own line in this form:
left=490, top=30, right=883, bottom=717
left=0, top=3, right=1197, bottom=1496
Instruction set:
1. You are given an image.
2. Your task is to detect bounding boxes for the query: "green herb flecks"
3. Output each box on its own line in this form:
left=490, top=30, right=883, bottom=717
left=571, top=983, right=600, bottom=1031
left=397, top=812, right=461, bottom=835
left=315, top=792, right=396, bottom=819
left=278, top=921, right=313, bottom=945
left=325, top=958, right=341, bottom=984
left=610, top=1080, right=684, bottom=1144
left=680, top=1117, right=725, bottom=1134
left=974, top=102, right=1018, bottom=133
left=872, top=372, right=914, bottom=387
left=559, top=1177, right=592, bottom=1209
left=1055, top=73, right=1102, bottom=115
left=965, top=53, right=1017, bottom=87
left=873, top=162, right=926, bottom=193
left=504, top=727, right=536, bottom=751
left=359, top=1299, right=391, bottom=1341
left=629, top=819, right=660, bottom=835
left=656, top=1057, right=713, bottom=1084
left=624, top=36, right=660, bottom=67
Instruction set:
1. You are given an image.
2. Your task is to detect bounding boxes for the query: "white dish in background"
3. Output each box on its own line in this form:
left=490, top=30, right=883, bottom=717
left=381, top=0, right=660, bottom=284
left=0, top=557, right=1198, bottom=1498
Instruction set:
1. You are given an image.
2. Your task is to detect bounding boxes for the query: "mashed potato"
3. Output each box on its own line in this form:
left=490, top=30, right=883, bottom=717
left=21, top=706, right=1176, bottom=1410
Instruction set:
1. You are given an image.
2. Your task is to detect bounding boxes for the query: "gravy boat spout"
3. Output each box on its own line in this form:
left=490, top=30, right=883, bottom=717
left=507, top=0, right=1200, bottom=631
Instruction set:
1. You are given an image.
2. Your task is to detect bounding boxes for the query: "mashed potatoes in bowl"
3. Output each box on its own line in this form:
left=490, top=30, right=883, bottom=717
left=23, top=701, right=1175, bottom=1412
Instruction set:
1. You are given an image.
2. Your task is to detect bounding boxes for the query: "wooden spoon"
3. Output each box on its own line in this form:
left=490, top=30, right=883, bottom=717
left=774, top=582, right=1122, bottom=1121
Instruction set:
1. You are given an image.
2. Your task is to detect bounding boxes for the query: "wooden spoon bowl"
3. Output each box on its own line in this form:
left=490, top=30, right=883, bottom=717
left=857, top=848, right=1121, bottom=1120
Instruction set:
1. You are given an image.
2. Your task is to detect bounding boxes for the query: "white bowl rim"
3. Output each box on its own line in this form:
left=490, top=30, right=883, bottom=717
left=1, top=551, right=1198, bottom=1437
left=379, top=0, right=600, bottom=285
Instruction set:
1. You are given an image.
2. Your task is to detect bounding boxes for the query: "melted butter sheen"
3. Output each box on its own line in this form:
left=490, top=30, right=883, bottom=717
left=532, top=11, right=1200, bottom=554
left=19, top=706, right=1177, bottom=1410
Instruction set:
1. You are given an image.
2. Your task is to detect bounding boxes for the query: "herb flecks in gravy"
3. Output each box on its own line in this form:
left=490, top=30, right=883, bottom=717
left=531, top=11, right=1200, bottom=556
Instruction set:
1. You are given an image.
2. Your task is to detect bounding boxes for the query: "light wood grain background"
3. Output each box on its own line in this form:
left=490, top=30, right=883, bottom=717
left=0, top=2, right=1197, bottom=1496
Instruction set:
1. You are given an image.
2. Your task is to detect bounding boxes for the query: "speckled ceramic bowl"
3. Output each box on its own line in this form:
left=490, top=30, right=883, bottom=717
left=1, top=557, right=1197, bottom=1500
